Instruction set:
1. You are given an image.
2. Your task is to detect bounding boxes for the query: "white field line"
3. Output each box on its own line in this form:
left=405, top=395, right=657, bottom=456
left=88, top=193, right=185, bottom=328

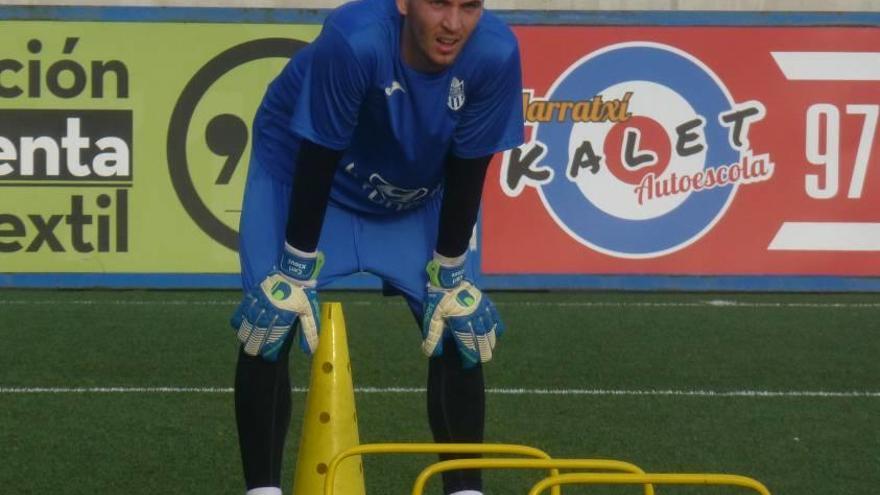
left=1, top=386, right=878, bottom=398
left=0, top=299, right=878, bottom=309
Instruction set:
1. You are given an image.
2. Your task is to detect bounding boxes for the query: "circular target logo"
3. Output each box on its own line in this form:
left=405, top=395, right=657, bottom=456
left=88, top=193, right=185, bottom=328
left=167, top=38, right=307, bottom=251
left=509, top=42, right=772, bottom=259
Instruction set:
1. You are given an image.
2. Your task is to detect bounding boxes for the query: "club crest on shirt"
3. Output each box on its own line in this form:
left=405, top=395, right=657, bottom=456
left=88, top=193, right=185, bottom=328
left=448, top=77, right=465, bottom=111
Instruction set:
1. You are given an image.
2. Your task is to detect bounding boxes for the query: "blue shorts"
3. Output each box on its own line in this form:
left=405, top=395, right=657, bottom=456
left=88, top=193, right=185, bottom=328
left=238, top=158, right=453, bottom=314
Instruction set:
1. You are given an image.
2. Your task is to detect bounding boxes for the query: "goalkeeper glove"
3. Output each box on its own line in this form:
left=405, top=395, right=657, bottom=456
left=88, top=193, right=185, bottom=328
left=421, top=253, right=504, bottom=367
left=230, top=245, right=323, bottom=361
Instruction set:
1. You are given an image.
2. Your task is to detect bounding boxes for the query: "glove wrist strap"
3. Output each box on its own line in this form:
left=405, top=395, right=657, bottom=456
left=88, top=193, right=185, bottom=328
left=427, top=252, right=467, bottom=289
left=280, top=243, right=324, bottom=282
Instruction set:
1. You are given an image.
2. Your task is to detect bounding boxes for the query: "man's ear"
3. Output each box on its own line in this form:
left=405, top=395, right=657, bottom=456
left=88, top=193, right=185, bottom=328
left=395, top=0, right=408, bottom=16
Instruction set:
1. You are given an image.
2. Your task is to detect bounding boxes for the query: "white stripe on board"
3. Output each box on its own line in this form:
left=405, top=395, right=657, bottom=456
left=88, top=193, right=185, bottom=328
left=769, top=222, right=880, bottom=251
left=1, top=386, right=877, bottom=398
left=771, top=52, right=880, bottom=81
left=0, top=299, right=877, bottom=309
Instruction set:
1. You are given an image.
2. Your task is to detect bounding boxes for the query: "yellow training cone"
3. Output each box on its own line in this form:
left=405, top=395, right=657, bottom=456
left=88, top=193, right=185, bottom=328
left=292, top=302, right=366, bottom=495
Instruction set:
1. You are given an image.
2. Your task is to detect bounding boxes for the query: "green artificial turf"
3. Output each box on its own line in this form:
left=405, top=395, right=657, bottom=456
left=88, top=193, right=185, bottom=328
left=1, top=290, right=878, bottom=494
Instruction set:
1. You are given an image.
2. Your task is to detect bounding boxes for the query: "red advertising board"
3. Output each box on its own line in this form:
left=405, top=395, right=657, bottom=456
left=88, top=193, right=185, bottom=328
left=483, top=27, right=880, bottom=276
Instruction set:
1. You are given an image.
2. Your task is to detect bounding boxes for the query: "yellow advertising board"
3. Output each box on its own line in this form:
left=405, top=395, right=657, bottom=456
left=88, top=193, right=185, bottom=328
left=0, top=22, right=320, bottom=275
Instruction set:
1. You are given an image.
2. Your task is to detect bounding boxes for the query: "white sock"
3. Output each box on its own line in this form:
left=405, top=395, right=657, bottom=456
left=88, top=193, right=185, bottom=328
left=448, top=491, right=482, bottom=495
left=246, top=488, right=282, bottom=495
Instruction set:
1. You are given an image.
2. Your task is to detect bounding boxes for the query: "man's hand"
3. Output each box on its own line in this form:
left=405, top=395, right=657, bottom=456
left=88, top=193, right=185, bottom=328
left=421, top=254, right=504, bottom=366
left=230, top=246, right=323, bottom=361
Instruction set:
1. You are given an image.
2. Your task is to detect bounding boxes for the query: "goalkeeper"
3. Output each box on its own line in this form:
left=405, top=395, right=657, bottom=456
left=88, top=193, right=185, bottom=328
left=230, top=0, right=523, bottom=494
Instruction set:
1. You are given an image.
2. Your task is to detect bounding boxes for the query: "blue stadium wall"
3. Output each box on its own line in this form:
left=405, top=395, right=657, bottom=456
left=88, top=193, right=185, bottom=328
left=1, top=7, right=879, bottom=291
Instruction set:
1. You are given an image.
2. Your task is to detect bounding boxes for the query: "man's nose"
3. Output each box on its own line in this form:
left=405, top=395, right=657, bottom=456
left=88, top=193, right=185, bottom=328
left=440, top=7, right=462, bottom=32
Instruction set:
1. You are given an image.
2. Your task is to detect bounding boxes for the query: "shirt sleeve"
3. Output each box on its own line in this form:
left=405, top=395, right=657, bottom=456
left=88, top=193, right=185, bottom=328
left=290, top=23, right=370, bottom=151
left=451, top=42, right=525, bottom=159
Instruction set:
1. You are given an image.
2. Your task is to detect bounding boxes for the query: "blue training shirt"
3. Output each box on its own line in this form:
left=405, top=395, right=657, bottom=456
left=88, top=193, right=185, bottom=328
left=252, top=0, right=524, bottom=215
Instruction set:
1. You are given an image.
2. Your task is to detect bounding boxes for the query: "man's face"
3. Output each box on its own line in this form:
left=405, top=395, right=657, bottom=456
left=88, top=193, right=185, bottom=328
left=396, top=0, right=483, bottom=72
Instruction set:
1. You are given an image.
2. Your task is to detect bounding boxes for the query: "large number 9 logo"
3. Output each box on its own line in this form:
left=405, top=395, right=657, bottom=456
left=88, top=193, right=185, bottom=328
left=167, top=38, right=307, bottom=251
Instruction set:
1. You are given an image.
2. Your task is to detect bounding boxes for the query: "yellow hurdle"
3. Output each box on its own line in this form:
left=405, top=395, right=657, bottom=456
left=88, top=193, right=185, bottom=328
left=299, top=302, right=772, bottom=495
left=323, top=443, right=563, bottom=495
left=527, top=473, right=772, bottom=495
left=410, top=458, right=656, bottom=495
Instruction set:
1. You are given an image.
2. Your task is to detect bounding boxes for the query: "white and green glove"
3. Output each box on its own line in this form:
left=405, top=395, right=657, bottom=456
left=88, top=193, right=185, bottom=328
left=230, top=245, right=323, bottom=361
left=421, top=253, right=505, bottom=367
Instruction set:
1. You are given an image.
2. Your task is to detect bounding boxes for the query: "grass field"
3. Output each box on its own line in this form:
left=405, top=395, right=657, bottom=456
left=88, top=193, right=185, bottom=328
left=1, top=289, right=879, bottom=495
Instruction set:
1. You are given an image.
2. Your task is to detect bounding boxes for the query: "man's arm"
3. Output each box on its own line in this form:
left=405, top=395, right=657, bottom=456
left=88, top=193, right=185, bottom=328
left=231, top=12, right=367, bottom=361
left=230, top=139, right=342, bottom=360
left=435, top=154, right=492, bottom=258
left=286, top=139, right=344, bottom=252
left=422, top=153, right=504, bottom=367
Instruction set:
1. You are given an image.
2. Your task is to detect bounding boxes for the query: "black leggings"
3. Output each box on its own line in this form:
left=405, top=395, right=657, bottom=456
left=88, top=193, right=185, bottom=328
left=234, top=324, right=486, bottom=493
left=234, top=340, right=293, bottom=490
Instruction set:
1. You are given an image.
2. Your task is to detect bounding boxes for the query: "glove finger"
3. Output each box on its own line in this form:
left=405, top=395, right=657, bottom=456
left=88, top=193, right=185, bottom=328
left=254, top=307, right=276, bottom=329
left=298, top=314, right=320, bottom=355
left=470, top=316, right=493, bottom=363
left=233, top=296, right=256, bottom=342
left=421, top=293, right=446, bottom=357
left=306, top=289, right=321, bottom=333
left=231, top=311, right=244, bottom=332
left=447, top=315, right=468, bottom=334
left=241, top=308, right=269, bottom=356
left=487, top=326, right=497, bottom=350
left=450, top=313, right=494, bottom=364
left=261, top=315, right=292, bottom=362
left=230, top=293, right=256, bottom=330
left=485, top=299, right=505, bottom=338
left=454, top=327, right=480, bottom=369
left=421, top=317, right=446, bottom=357
left=236, top=319, right=253, bottom=346
left=450, top=318, right=483, bottom=366
left=449, top=317, right=477, bottom=352
left=268, top=313, right=293, bottom=344
left=482, top=303, right=501, bottom=360
left=230, top=303, right=245, bottom=330
left=246, top=295, right=268, bottom=324
left=478, top=327, right=495, bottom=362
